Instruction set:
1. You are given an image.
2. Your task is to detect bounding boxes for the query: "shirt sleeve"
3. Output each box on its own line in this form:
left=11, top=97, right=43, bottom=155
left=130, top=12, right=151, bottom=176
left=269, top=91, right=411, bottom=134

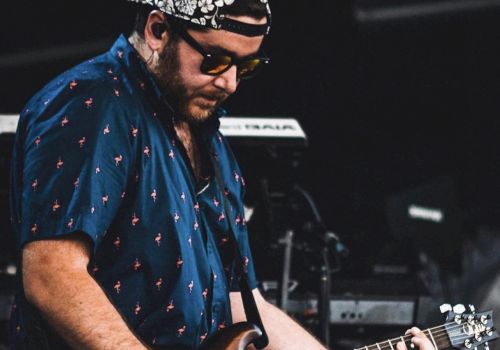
left=12, top=82, right=136, bottom=251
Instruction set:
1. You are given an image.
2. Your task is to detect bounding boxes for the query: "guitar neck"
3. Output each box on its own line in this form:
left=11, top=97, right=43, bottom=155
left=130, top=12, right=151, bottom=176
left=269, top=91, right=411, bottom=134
left=356, top=326, right=452, bottom=350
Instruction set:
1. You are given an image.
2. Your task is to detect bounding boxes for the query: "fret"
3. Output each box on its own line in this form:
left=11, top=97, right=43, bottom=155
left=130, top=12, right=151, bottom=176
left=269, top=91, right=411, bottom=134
left=398, top=336, right=414, bottom=349
left=438, top=324, right=453, bottom=350
left=376, top=343, right=382, bottom=350
left=388, top=339, right=395, bottom=350
left=425, top=329, right=439, bottom=350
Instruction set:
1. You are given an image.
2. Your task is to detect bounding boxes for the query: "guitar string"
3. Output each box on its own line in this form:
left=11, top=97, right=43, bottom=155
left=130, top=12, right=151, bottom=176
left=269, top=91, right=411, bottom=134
left=361, top=332, right=481, bottom=350
left=359, top=330, right=491, bottom=350
left=355, top=321, right=495, bottom=350
left=396, top=321, right=493, bottom=340
left=357, top=318, right=495, bottom=349
left=430, top=323, right=495, bottom=341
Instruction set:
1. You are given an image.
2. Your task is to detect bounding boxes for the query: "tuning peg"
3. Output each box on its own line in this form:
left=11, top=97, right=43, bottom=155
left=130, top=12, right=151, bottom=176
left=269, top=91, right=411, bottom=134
left=453, top=304, right=466, bottom=314
left=480, top=314, right=492, bottom=325
left=441, top=304, right=453, bottom=314
left=465, top=339, right=472, bottom=349
left=469, top=305, right=476, bottom=314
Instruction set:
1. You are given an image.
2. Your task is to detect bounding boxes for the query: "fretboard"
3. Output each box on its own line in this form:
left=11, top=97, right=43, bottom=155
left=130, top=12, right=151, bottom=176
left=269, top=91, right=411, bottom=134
left=354, top=325, right=452, bottom=350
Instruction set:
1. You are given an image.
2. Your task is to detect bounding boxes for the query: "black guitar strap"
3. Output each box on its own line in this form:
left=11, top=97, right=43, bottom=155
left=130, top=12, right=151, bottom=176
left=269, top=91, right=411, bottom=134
left=210, top=153, right=269, bottom=349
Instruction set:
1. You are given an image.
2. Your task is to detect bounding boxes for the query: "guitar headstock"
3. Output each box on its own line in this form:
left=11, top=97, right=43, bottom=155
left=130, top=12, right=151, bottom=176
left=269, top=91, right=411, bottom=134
left=441, top=304, right=498, bottom=350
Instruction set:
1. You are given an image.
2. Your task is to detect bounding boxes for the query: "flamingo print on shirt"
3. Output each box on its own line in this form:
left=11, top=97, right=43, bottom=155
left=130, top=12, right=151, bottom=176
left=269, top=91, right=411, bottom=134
left=11, top=36, right=257, bottom=349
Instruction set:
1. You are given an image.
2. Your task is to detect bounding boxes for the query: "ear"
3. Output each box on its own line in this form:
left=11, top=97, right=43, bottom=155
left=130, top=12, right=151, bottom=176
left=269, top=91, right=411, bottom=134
left=144, top=10, right=170, bottom=52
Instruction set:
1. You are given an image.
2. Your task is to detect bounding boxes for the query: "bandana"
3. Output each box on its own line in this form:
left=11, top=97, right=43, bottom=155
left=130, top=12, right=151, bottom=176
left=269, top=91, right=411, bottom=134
left=128, top=0, right=271, bottom=36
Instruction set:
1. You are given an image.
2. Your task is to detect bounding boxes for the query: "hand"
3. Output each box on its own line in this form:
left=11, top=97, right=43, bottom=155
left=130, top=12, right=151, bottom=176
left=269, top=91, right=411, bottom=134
left=396, top=327, right=435, bottom=350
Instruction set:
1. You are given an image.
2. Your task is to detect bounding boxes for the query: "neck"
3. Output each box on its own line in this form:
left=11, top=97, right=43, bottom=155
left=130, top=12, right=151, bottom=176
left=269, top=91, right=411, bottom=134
left=174, top=120, right=202, bottom=180
left=355, top=325, right=451, bottom=350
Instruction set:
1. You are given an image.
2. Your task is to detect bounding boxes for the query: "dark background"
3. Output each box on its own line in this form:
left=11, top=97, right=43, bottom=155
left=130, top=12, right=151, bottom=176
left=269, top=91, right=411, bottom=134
left=2, top=0, right=500, bottom=346
left=3, top=0, right=500, bottom=266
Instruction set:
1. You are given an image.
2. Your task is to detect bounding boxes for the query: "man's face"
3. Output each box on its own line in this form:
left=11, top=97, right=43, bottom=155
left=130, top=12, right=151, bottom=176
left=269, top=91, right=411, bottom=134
left=153, top=15, right=266, bottom=124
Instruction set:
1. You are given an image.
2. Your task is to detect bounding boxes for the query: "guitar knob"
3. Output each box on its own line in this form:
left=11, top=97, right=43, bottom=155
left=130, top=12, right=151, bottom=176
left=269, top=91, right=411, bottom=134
left=486, top=327, right=494, bottom=337
left=440, top=304, right=453, bottom=314
left=481, top=314, right=492, bottom=325
left=453, top=304, right=466, bottom=314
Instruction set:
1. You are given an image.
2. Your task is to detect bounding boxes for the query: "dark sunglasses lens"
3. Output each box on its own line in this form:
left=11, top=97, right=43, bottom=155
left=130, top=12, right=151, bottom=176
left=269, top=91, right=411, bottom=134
left=201, top=55, right=232, bottom=75
left=238, top=58, right=265, bottom=79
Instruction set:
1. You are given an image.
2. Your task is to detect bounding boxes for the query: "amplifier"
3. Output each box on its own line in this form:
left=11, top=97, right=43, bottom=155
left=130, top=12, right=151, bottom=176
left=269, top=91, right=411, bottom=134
left=267, top=295, right=433, bottom=326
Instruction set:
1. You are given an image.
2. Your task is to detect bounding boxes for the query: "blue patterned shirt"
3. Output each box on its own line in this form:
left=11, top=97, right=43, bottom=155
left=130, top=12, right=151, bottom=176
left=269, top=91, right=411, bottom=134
left=9, top=35, right=257, bottom=349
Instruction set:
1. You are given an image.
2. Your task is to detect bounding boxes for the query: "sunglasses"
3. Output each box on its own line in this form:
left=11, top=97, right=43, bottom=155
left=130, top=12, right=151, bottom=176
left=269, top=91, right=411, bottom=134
left=175, top=26, right=270, bottom=80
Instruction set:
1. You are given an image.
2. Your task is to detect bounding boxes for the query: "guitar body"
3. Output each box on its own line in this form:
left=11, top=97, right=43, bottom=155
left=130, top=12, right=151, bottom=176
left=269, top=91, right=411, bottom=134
left=151, top=322, right=262, bottom=350
left=198, top=322, right=262, bottom=350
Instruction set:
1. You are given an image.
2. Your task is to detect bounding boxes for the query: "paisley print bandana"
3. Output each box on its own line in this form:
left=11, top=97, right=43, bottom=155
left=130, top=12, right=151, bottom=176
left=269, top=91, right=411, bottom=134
left=127, top=0, right=271, bottom=36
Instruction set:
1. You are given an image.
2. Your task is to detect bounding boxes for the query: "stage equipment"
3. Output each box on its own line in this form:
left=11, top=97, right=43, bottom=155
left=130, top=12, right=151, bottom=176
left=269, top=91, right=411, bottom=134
left=221, top=116, right=350, bottom=347
left=219, top=117, right=307, bottom=147
left=0, top=115, right=18, bottom=134
left=385, top=176, right=464, bottom=263
left=353, top=0, right=500, bottom=23
left=0, top=114, right=17, bottom=348
left=0, top=115, right=17, bottom=265
left=264, top=293, right=430, bottom=326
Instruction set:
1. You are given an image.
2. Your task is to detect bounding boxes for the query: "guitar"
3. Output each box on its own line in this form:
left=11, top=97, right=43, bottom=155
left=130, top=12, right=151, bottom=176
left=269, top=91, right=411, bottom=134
left=152, top=322, right=263, bottom=350
left=355, top=305, right=498, bottom=350
left=195, top=304, right=498, bottom=350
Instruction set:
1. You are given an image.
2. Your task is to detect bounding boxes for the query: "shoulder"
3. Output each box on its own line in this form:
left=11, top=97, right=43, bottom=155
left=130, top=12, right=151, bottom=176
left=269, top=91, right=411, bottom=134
left=19, top=55, right=137, bottom=141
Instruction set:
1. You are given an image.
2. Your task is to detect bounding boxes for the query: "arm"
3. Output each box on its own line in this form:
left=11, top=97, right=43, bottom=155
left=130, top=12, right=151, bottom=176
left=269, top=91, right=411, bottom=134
left=231, top=291, right=437, bottom=350
left=23, top=233, right=149, bottom=350
left=230, top=289, right=327, bottom=350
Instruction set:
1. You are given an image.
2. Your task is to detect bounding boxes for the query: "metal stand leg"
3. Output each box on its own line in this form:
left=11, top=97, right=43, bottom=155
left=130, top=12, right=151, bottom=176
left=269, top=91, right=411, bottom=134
left=278, top=229, right=294, bottom=311
left=318, top=247, right=331, bottom=348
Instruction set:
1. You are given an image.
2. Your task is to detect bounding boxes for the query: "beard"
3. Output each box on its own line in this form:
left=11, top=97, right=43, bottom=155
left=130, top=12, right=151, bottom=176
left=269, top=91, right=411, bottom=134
left=151, top=38, right=228, bottom=125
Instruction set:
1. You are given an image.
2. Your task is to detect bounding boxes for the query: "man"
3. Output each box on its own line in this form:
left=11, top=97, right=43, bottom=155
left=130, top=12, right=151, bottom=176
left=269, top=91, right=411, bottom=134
left=8, top=0, right=437, bottom=349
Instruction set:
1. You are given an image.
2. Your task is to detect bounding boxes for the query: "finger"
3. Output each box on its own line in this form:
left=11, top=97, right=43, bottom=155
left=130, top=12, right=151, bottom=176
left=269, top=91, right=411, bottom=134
left=409, top=330, right=435, bottom=350
left=411, top=337, right=424, bottom=346
left=406, top=327, right=422, bottom=336
left=396, top=341, right=407, bottom=350
left=411, top=336, right=432, bottom=347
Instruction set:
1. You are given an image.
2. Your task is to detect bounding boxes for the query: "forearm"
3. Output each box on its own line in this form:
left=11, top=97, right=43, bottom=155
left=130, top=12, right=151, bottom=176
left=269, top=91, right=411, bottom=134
left=230, top=290, right=326, bottom=350
left=23, top=235, right=149, bottom=350
left=25, top=268, right=148, bottom=350
left=257, top=301, right=326, bottom=350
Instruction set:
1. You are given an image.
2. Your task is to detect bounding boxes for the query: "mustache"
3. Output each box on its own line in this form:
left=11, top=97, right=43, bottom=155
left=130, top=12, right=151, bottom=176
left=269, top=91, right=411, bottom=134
left=196, top=92, right=230, bottom=102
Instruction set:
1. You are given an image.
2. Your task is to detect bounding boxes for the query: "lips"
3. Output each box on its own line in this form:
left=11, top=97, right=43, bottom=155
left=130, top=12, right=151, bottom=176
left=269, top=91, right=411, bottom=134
left=197, top=93, right=227, bottom=106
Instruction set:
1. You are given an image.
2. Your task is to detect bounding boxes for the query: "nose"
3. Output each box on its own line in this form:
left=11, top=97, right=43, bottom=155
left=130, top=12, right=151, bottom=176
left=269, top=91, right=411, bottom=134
left=213, top=65, right=239, bottom=94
